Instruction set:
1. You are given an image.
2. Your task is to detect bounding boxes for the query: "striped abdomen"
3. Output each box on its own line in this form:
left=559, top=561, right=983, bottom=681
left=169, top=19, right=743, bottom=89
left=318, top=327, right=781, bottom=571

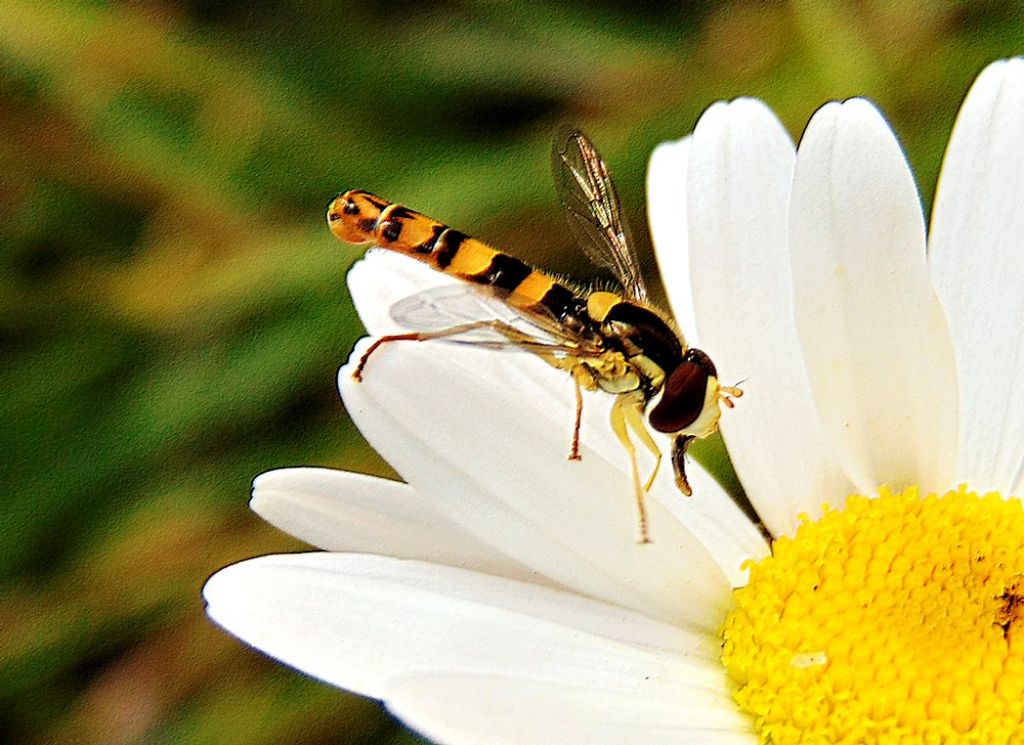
left=327, top=190, right=594, bottom=337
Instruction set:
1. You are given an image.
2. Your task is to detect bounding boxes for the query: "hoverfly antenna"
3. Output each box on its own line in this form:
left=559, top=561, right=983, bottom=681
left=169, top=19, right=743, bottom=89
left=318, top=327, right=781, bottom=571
left=719, top=376, right=745, bottom=410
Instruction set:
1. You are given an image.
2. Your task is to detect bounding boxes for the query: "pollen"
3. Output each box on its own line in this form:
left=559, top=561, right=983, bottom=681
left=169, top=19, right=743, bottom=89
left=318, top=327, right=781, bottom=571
left=721, top=485, right=1024, bottom=744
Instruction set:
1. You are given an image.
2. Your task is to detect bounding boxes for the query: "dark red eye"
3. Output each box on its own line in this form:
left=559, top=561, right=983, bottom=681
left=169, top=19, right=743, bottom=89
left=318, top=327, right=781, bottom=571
left=648, top=349, right=717, bottom=433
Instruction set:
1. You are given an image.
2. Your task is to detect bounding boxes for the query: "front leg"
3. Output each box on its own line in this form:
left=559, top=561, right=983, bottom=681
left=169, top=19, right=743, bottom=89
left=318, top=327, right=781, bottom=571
left=352, top=321, right=513, bottom=381
left=671, top=434, right=696, bottom=497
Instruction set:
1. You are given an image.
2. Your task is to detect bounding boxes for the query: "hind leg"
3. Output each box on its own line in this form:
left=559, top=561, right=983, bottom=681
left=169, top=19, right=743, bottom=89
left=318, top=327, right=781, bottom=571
left=352, top=320, right=532, bottom=381
left=354, top=321, right=597, bottom=462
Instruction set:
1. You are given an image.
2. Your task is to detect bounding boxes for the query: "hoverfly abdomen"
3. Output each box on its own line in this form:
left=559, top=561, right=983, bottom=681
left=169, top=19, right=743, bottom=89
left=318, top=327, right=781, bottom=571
left=327, top=190, right=390, bottom=243
left=328, top=190, right=600, bottom=339
left=430, top=229, right=466, bottom=268
left=467, top=253, right=534, bottom=293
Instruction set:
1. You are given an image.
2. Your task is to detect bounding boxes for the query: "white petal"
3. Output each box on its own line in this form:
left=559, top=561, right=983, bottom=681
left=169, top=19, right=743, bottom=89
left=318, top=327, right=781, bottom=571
left=686, top=99, right=853, bottom=535
left=789, top=99, right=959, bottom=494
left=388, top=672, right=756, bottom=745
left=340, top=338, right=732, bottom=631
left=348, top=249, right=458, bottom=336
left=648, top=137, right=699, bottom=345
left=929, top=58, right=1024, bottom=494
left=627, top=137, right=775, bottom=575
left=647, top=457, right=768, bottom=587
left=251, top=468, right=539, bottom=582
left=203, top=553, right=728, bottom=703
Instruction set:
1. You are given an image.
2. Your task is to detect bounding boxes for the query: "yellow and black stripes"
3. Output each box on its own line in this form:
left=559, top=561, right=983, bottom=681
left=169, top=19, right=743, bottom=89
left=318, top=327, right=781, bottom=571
left=326, top=190, right=692, bottom=386
left=327, top=190, right=594, bottom=334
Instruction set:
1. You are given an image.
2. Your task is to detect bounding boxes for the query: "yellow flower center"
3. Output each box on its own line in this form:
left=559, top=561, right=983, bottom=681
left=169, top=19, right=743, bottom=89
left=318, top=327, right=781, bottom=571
left=721, top=486, right=1024, bottom=744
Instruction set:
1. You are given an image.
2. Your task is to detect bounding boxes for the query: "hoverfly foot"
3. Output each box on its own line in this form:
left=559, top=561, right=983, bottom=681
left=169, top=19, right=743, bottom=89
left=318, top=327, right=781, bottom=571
left=351, top=357, right=369, bottom=383
left=352, top=332, right=429, bottom=382
left=568, top=426, right=582, bottom=461
left=635, top=506, right=651, bottom=544
left=351, top=347, right=377, bottom=382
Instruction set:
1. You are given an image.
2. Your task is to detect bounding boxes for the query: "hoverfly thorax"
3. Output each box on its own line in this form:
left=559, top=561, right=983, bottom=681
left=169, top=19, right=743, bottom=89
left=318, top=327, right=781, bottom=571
left=594, top=301, right=684, bottom=381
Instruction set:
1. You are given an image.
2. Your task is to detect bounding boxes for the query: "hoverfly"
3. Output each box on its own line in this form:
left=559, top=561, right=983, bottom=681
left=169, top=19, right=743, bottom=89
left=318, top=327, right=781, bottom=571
left=326, top=129, right=741, bottom=543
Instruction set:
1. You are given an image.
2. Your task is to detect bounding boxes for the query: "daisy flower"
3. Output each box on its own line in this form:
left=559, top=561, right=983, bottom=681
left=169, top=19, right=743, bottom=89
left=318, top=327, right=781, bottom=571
left=204, top=58, right=1024, bottom=744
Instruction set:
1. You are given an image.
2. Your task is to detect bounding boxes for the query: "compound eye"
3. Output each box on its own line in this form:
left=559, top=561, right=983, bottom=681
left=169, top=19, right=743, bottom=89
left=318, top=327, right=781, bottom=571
left=648, top=350, right=715, bottom=433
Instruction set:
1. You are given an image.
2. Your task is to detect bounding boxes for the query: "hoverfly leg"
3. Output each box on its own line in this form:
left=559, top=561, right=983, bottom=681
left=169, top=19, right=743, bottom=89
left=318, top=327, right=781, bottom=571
left=354, top=320, right=599, bottom=471
left=620, top=396, right=662, bottom=491
left=567, top=363, right=600, bottom=461
left=353, top=319, right=536, bottom=381
left=610, top=391, right=659, bottom=544
left=569, top=375, right=584, bottom=461
left=671, top=434, right=697, bottom=497
left=353, top=332, right=424, bottom=381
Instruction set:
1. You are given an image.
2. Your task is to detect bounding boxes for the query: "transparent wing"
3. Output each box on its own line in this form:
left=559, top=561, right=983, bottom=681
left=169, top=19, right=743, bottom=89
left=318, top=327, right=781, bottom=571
left=389, top=284, right=604, bottom=356
left=552, top=127, right=648, bottom=302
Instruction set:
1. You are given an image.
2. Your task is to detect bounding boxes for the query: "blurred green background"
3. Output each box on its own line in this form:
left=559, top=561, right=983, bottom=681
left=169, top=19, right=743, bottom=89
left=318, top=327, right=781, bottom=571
left=2, top=2, right=1022, bottom=743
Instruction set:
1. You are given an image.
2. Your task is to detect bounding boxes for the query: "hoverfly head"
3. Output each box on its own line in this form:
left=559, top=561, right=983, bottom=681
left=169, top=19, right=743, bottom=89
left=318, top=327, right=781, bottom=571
left=648, top=348, right=722, bottom=436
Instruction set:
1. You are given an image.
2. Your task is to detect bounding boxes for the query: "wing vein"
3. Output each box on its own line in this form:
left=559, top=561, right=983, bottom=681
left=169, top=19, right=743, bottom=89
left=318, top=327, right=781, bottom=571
left=552, top=127, right=648, bottom=302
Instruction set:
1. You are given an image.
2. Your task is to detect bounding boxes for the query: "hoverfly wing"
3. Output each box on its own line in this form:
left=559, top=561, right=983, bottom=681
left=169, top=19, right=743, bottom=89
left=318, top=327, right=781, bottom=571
left=389, top=284, right=603, bottom=356
left=552, top=127, right=648, bottom=303
left=390, top=284, right=519, bottom=332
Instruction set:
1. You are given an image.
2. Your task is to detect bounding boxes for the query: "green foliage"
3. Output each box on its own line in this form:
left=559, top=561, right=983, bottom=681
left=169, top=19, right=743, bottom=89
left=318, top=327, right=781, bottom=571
left=1, top=1, right=1021, bottom=742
